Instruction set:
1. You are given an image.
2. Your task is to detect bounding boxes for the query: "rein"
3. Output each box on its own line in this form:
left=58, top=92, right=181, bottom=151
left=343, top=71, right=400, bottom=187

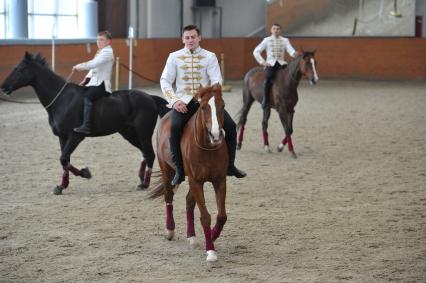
left=193, top=109, right=222, bottom=151
left=45, top=71, right=74, bottom=109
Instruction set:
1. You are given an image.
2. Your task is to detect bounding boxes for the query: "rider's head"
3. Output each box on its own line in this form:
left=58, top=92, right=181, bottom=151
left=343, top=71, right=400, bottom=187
left=270, top=23, right=281, bottom=37
left=97, top=30, right=112, bottom=49
left=182, top=25, right=201, bottom=52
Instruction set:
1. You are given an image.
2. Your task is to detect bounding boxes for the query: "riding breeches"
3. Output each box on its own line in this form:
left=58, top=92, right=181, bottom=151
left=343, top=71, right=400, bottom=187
left=265, top=62, right=287, bottom=85
left=84, top=82, right=109, bottom=102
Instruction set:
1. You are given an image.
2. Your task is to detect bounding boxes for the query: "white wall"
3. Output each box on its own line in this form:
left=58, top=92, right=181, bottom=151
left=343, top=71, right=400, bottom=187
left=128, top=0, right=266, bottom=38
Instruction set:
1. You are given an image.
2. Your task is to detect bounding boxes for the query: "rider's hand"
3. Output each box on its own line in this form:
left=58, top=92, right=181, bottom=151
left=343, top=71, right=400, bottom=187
left=173, top=100, right=188, bottom=113
left=72, top=66, right=78, bottom=73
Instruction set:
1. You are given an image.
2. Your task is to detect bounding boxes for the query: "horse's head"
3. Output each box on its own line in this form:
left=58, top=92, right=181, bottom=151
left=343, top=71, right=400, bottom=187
left=195, top=83, right=225, bottom=145
left=299, top=49, right=319, bottom=85
left=1, top=52, right=45, bottom=95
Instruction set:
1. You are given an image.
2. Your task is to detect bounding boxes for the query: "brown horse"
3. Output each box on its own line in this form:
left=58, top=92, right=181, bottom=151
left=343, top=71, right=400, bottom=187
left=236, top=50, right=318, bottom=157
left=149, top=84, right=228, bottom=262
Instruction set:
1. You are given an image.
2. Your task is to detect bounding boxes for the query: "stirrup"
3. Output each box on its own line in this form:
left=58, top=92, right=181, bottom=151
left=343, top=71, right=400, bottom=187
left=73, top=126, right=91, bottom=134
left=171, top=171, right=185, bottom=186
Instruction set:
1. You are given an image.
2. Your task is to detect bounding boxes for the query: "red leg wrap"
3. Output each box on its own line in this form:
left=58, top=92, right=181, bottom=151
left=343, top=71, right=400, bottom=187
left=61, top=169, right=69, bottom=189
left=287, top=136, right=294, bottom=152
left=238, top=124, right=245, bottom=144
left=166, top=203, right=175, bottom=230
left=202, top=225, right=215, bottom=251
left=67, top=164, right=81, bottom=176
left=143, top=169, right=152, bottom=187
left=263, top=131, right=269, bottom=146
left=186, top=210, right=196, bottom=237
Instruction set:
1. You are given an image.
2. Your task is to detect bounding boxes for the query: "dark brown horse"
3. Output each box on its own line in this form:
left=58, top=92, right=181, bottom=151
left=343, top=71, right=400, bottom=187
left=237, top=50, right=318, bottom=157
left=149, top=84, right=228, bottom=262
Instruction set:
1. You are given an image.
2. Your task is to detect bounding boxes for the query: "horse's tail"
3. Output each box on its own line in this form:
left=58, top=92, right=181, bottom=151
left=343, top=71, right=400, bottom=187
left=235, top=71, right=253, bottom=130
left=147, top=180, right=165, bottom=199
left=152, top=95, right=170, bottom=118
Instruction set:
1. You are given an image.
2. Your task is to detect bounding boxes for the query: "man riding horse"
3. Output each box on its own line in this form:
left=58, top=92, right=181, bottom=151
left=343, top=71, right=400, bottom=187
left=72, top=30, right=114, bottom=134
left=253, top=23, right=299, bottom=109
left=160, top=25, right=246, bottom=186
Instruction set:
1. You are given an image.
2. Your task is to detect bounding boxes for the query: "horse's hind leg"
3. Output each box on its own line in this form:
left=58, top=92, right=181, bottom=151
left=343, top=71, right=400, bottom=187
left=55, top=134, right=86, bottom=195
left=262, top=107, right=272, bottom=153
left=211, top=180, right=227, bottom=242
left=119, top=127, right=154, bottom=189
left=188, top=178, right=217, bottom=262
left=186, top=190, right=197, bottom=247
left=237, top=93, right=255, bottom=150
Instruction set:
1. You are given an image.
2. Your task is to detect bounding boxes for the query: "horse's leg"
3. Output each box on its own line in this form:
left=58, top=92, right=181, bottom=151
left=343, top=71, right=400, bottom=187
left=119, top=127, right=154, bottom=189
left=185, top=190, right=197, bottom=247
left=188, top=178, right=217, bottom=262
left=211, top=180, right=227, bottom=242
left=163, top=164, right=176, bottom=240
left=54, top=134, right=86, bottom=195
left=237, top=90, right=255, bottom=150
left=277, top=109, right=297, bottom=158
left=262, top=107, right=272, bottom=153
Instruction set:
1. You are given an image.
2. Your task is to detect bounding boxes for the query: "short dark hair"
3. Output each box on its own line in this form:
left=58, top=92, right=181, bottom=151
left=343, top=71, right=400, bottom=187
left=182, top=25, right=201, bottom=36
left=98, top=30, right=112, bottom=40
left=272, top=23, right=282, bottom=29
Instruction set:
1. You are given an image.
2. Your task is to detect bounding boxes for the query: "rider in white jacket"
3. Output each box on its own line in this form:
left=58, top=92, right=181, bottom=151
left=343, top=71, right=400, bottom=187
left=72, top=30, right=114, bottom=134
left=253, top=23, right=298, bottom=109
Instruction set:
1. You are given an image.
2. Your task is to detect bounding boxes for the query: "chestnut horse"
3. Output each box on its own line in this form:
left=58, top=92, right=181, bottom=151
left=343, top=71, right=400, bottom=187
left=236, top=50, right=318, bottom=157
left=149, top=84, right=228, bottom=262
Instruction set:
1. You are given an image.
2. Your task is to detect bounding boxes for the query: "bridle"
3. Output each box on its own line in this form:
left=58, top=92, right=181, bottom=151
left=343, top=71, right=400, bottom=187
left=193, top=104, right=223, bottom=151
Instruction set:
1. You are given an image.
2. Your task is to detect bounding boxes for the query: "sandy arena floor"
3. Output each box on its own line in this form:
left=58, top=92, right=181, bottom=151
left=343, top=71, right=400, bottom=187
left=0, top=80, right=425, bottom=282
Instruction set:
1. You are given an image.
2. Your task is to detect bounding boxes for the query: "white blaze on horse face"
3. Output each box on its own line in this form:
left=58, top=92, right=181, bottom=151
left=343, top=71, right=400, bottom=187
left=208, top=96, right=220, bottom=141
left=310, top=58, right=319, bottom=83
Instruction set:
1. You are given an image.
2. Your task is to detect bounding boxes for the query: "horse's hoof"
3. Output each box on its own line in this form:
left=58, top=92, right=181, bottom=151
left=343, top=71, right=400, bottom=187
left=290, top=151, right=297, bottom=159
left=264, top=145, right=271, bottom=153
left=277, top=144, right=284, bottom=152
left=236, top=143, right=242, bottom=150
left=187, top=236, right=198, bottom=249
left=136, top=183, right=148, bottom=191
left=165, top=229, right=175, bottom=241
left=53, top=186, right=63, bottom=195
left=80, top=167, right=92, bottom=179
left=206, top=250, right=218, bottom=262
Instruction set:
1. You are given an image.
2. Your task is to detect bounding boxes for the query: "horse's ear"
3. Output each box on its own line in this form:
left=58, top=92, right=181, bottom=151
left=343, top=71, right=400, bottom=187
left=212, top=83, right=221, bottom=91
left=312, top=49, right=317, bottom=55
left=24, top=51, right=32, bottom=60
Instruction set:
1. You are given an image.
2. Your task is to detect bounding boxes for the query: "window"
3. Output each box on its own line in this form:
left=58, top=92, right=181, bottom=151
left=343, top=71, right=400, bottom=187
left=28, top=0, right=79, bottom=39
left=0, top=0, right=5, bottom=39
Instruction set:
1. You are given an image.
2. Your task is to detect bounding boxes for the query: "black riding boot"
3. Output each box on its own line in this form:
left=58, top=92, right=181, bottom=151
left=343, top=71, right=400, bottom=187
left=169, top=137, right=185, bottom=186
left=74, top=98, right=92, bottom=134
left=226, top=132, right=247, bottom=178
left=261, top=79, right=272, bottom=109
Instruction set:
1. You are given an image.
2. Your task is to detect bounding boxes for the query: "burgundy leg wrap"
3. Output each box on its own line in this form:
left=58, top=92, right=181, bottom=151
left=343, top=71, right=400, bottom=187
left=67, top=164, right=81, bottom=176
left=61, top=169, right=69, bottom=189
left=166, top=203, right=175, bottom=230
left=287, top=136, right=294, bottom=152
left=202, top=225, right=215, bottom=251
left=139, top=160, right=147, bottom=179
left=282, top=136, right=288, bottom=145
left=186, top=209, right=196, bottom=237
left=143, top=169, right=152, bottom=187
left=238, top=124, right=245, bottom=144
left=263, top=131, right=269, bottom=146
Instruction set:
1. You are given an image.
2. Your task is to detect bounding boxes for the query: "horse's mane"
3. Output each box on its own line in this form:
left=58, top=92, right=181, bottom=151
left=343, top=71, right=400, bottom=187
left=27, top=53, right=50, bottom=68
